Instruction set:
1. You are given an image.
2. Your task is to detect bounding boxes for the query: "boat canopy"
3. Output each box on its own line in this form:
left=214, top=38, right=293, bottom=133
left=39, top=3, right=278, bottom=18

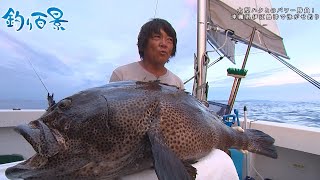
left=207, top=0, right=289, bottom=63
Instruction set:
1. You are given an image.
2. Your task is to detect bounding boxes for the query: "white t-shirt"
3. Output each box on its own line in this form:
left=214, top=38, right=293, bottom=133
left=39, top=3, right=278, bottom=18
left=109, top=62, right=185, bottom=89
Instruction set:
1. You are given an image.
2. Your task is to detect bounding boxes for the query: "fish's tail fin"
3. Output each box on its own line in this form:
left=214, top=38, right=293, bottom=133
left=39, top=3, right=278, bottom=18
left=243, top=129, right=277, bottom=159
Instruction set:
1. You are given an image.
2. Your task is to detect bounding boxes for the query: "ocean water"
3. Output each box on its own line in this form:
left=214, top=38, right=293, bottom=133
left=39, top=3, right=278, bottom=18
left=232, top=100, right=320, bottom=128
left=0, top=99, right=319, bottom=128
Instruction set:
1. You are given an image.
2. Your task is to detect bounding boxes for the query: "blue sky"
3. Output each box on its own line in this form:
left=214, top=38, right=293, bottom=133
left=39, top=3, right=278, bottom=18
left=0, top=0, right=319, bottom=103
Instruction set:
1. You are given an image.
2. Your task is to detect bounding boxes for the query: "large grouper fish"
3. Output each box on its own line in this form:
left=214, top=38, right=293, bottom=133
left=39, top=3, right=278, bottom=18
left=6, top=80, right=277, bottom=180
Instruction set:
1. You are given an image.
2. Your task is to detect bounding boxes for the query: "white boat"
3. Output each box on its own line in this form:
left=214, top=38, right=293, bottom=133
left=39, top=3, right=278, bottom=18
left=1, top=0, right=320, bottom=180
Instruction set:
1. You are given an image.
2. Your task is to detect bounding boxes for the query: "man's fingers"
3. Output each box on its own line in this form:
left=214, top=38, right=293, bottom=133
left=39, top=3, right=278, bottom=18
left=232, top=126, right=245, bottom=133
left=240, top=150, right=249, bottom=154
left=231, top=126, right=248, bottom=154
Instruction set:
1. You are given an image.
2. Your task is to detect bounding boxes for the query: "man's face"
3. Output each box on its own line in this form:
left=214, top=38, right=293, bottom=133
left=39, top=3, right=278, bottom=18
left=143, top=29, right=173, bottom=65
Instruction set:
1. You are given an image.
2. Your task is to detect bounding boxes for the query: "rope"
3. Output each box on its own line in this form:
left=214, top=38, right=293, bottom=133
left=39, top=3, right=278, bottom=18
left=271, top=53, right=320, bottom=89
left=184, top=56, right=224, bottom=84
left=207, top=39, right=223, bottom=57
left=207, top=30, right=232, bottom=53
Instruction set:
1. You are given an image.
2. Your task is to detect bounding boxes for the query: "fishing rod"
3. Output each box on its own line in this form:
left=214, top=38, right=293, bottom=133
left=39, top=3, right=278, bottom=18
left=27, top=58, right=56, bottom=108
left=153, top=0, right=159, bottom=18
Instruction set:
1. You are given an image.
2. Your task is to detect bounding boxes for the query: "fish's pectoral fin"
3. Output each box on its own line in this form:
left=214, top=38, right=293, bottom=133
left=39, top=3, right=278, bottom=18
left=147, top=131, right=196, bottom=180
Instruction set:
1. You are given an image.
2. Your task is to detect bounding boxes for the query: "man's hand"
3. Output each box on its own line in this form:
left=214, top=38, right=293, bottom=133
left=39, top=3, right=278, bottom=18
left=232, top=126, right=249, bottom=154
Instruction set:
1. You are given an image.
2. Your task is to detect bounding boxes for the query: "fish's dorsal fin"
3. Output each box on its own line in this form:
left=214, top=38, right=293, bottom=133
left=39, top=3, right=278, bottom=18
left=147, top=130, right=197, bottom=180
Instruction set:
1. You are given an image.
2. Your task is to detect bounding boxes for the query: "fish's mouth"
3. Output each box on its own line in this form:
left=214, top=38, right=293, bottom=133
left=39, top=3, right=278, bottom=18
left=15, top=120, right=62, bottom=157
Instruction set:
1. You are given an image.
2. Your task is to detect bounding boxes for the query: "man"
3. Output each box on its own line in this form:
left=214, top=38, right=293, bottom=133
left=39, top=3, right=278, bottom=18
left=109, top=18, right=185, bottom=90
left=109, top=18, right=239, bottom=180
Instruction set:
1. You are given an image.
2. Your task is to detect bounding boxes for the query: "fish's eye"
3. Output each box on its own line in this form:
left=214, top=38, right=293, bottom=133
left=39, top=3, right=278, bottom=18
left=58, top=98, right=72, bottom=109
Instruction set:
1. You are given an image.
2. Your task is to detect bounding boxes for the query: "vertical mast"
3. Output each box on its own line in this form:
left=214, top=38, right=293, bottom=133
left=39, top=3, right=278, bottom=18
left=195, top=0, right=207, bottom=101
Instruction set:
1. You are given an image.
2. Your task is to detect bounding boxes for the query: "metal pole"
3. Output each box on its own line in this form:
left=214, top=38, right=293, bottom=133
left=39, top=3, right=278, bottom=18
left=243, top=106, right=249, bottom=178
left=243, top=106, right=249, bottom=177
left=195, top=0, right=207, bottom=101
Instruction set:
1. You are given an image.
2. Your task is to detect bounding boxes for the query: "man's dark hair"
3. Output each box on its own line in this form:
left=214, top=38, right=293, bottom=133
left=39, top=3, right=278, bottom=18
left=137, top=18, right=177, bottom=59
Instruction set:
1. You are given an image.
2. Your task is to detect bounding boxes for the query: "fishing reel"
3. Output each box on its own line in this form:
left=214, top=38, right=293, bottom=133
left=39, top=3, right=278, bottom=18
left=222, top=109, right=240, bottom=127
left=46, top=93, right=56, bottom=110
